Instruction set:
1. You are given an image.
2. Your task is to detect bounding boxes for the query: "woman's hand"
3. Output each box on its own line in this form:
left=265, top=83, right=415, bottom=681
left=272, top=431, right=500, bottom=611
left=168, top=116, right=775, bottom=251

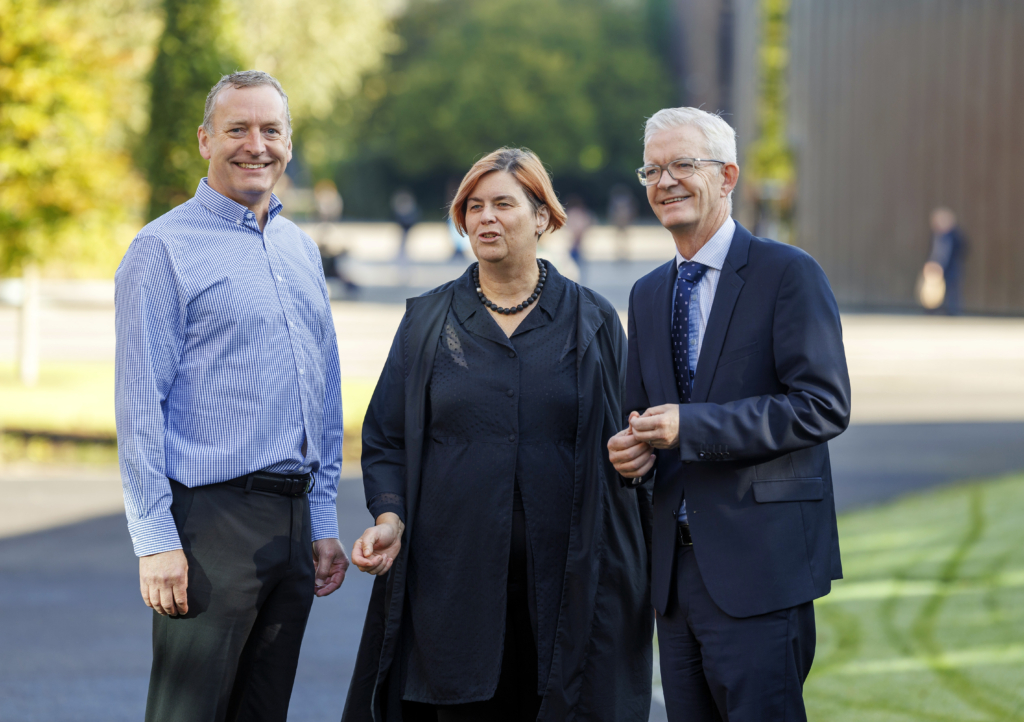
left=352, top=513, right=404, bottom=575
left=608, top=411, right=656, bottom=477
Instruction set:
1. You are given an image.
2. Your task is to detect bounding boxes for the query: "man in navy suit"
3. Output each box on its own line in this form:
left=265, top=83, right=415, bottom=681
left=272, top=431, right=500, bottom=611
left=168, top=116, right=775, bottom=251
left=608, top=107, right=851, bottom=721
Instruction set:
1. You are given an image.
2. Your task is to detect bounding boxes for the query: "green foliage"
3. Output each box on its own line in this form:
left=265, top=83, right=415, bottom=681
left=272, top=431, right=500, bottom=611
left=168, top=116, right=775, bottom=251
left=142, top=0, right=239, bottom=220
left=748, top=0, right=793, bottom=183
left=332, top=0, right=673, bottom=217
left=0, top=0, right=153, bottom=276
left=232, top=0, right=393, bottom=123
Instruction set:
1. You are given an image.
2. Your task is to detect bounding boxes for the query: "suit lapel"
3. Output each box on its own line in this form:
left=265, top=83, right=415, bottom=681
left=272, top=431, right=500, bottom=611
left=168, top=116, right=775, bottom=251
left=692, top=223, right=751, bottom=403
left=648, top=260, right=680, bottom=404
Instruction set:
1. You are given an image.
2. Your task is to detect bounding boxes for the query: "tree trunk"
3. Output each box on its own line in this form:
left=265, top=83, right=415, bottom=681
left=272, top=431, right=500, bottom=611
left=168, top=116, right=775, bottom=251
left=18, top=263, right=41, bottom=387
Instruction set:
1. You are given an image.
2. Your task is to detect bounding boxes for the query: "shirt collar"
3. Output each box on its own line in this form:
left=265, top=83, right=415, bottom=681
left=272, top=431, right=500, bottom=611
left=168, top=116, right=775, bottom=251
left=675, top=216, right=736, bottom=271
left=193, top=178, right=284, bottom=226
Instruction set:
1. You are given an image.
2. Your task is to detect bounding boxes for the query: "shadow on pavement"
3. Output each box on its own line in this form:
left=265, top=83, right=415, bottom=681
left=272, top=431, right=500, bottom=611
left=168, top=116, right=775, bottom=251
left=2, top=422, right=1023, bottom=721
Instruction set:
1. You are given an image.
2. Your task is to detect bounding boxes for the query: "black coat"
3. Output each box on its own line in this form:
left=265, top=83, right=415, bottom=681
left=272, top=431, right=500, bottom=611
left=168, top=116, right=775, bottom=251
left=342, top=279, right=654, bottom=722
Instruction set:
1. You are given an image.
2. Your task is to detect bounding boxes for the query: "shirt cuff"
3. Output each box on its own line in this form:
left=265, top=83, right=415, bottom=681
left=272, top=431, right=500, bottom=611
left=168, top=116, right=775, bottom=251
left=310, top=501, right=340, bottom=542
left=127, top=513, right=183, bottom=557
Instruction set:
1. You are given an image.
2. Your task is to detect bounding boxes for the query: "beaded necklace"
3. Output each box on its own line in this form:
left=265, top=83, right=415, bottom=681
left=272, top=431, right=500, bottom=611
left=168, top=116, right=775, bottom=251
left=473, top=259, right=546, bottom=315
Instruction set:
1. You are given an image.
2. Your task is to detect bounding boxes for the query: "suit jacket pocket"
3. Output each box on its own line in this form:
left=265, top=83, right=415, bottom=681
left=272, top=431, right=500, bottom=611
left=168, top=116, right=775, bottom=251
left=752, top=477, right=823, bottom=502
left=717, top=341, right=759, bottom=367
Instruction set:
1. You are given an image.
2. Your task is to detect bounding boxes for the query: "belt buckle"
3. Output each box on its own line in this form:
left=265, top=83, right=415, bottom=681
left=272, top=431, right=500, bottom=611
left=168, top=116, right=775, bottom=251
left=678, top=523, right=693, bottom=547
left=303, top=475, right=315, bottom=495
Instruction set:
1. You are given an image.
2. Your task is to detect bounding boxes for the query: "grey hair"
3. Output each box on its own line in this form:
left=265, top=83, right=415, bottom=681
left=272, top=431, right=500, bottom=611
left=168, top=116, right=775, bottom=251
left=644, top=107, right=737, bottom=210
left=202, top=70, right=292, bottom=135
left=643, top=107, right=737, bottom=164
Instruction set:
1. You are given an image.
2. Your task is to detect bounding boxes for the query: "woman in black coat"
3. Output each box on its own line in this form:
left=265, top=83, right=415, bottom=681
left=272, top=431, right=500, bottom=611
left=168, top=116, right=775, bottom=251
left=343, top=148, right=653, bottom=722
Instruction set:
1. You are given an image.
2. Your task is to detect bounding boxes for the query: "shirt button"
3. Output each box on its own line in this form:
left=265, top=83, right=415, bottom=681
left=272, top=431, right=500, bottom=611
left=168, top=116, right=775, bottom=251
left=508, top=433, right=516, bottom=442
left=507, top=389, right=514, bottom=397
left=277, top=275, right=282, bottom=282
left=508, top=351, right=516, bottom=358
left=299, top=369, right=305, bottom=375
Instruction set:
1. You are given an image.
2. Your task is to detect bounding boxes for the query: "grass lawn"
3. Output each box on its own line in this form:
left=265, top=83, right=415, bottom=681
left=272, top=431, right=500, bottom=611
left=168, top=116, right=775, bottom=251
left=0, top=362, right=376, bottom=461
left=805, top=472, right=1024, bottom=721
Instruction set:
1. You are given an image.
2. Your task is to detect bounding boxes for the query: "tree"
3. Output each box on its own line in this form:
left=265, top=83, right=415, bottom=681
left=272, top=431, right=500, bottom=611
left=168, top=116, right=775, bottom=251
left=335, top=0, right=674, bottom=217
left=0, top=0, right=152, bottom=384
left=230, top=0, right=394, bottom=123
left=745, top=0, right=795, bottom=242
left=142, top=0, right=238, bottom=220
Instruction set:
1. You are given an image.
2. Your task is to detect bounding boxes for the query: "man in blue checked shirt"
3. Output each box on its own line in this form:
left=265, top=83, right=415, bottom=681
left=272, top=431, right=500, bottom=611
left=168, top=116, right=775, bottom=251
left=115, top=70, right=347, bottom=722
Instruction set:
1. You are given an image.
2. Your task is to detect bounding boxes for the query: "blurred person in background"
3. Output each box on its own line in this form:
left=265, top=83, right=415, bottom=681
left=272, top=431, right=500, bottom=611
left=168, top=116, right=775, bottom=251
left=564, top=194, right=593, bottom=282
left=924, top=207, right=968, bottom=315
left=445, top=176, right=472, bottom=259
left=115, top=71, right=347, bottom=722
left=391, top=188, right=421, bottom=259
left=344, top=147, right=654, bottom=722
left=609, top=107, right=851, bottom=722
left=314, top=178, right=360, bottom=296
left=608, top=183, right=637, bottom=261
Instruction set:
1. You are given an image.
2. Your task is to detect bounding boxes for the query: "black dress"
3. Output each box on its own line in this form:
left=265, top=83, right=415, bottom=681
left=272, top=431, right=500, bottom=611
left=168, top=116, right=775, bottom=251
left=369, top=264, right=578, bottom=711
left=345, top=263, right=653, bottom=722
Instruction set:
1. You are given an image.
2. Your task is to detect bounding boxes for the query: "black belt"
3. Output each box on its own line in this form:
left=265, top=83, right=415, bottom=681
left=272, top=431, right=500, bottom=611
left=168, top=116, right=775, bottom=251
left=223, top=470, right=314, bottom=497
left=677, top=522, right=693, bottom=547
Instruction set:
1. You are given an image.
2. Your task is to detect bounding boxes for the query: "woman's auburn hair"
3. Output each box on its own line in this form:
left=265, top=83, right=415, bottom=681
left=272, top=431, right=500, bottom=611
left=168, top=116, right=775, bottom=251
left=449, top=147, right=567, bottom=236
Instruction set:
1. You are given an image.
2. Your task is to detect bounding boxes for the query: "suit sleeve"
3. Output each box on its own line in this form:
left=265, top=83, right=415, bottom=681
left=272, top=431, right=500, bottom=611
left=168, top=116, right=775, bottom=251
left=677, top=253, right=851, bottom=461
left=362, top=315, right=408, bottom=523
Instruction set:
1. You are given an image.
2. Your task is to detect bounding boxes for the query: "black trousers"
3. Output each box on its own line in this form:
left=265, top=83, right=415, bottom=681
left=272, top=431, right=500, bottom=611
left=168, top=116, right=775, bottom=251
left=656, top=546, right=815, bottom=722
left=145, top=480, right=315, bottom=722
left=402, top=490, right=542, bottom=722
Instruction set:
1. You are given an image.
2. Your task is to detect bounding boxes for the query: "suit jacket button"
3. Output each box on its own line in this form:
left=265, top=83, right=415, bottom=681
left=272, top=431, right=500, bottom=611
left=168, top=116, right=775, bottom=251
left=698, top=452, right=705, bottom=459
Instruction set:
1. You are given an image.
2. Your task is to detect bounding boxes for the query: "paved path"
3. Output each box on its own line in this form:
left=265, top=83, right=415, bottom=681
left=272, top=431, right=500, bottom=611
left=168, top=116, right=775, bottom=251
left=3, top=421, right=1024, bottom=721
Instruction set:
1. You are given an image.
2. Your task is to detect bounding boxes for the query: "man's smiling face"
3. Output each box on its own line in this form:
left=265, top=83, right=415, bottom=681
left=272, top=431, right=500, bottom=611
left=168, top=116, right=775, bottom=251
left=198, top=84, right=292, bottom=208
left=644, top=124, right=729, bottom=234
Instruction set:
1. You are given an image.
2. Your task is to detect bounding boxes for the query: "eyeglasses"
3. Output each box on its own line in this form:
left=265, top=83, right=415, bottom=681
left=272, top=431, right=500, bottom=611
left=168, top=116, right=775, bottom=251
left=635, top=158, right=726, bottom=187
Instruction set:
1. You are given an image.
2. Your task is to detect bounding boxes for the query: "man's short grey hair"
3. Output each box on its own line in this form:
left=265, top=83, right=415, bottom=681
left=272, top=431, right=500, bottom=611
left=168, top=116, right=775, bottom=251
left=643, top=107, right=737, bottom=164
left=202, top=70, right=292, bottom=135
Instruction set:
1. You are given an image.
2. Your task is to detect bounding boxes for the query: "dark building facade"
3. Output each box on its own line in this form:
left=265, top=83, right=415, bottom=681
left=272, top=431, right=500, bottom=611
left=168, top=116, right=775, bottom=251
left=787, top=0, right=1024, bottom=313
left=668, top=0, right=1023, bottom=314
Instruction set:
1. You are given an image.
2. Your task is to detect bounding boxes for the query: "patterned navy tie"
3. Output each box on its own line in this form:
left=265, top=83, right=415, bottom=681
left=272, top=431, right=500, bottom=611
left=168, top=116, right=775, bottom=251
left=671, top=261, right=709, bottom=402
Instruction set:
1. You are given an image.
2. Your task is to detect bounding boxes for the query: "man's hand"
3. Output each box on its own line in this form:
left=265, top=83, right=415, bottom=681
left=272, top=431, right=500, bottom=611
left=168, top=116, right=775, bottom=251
left=630, top=404, right=680, bottom=449
left=352, top=512, right=404, bottom=576
left=608, top=411, right=656, bottom=478
left=312, top=538, right=349, bottom=597
left=139, top=549, right=189, bottom=616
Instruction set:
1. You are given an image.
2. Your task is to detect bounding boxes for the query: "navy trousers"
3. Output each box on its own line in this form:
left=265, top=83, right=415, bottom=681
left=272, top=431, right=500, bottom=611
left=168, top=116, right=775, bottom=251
left=656, top=546, right=815, bottom=722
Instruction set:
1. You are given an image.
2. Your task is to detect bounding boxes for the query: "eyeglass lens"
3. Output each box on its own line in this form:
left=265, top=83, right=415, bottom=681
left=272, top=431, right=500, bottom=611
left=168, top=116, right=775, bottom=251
left=637, top=159, right=698, bottom=186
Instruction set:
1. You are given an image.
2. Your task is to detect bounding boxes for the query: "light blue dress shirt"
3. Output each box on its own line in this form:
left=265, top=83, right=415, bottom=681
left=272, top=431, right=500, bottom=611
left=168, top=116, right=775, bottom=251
left=673, top=216, right=736, bottom=522
left=115, top=179, right=343, bottom=556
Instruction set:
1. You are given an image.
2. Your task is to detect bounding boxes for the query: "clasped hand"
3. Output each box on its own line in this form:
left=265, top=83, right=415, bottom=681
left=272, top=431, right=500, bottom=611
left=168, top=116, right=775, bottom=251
left=607, top=404, right=680, bottom=478
left=352, top=512, right=404, bottom=575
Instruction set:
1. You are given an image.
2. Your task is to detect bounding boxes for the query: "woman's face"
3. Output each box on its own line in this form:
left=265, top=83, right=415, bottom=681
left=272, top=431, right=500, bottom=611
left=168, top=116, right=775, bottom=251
left=464, top=171, right=550, bottom=266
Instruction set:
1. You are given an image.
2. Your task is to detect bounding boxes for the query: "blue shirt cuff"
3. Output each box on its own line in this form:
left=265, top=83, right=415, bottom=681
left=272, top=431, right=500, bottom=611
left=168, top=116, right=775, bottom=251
left=127, top=513, right=182, bottom=557
left=310, top=501, right=340, bottom=542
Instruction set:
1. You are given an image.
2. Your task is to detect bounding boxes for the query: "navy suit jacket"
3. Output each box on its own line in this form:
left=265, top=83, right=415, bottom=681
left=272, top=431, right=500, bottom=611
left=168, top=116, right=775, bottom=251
left=625, top=222, right=851, bottom=618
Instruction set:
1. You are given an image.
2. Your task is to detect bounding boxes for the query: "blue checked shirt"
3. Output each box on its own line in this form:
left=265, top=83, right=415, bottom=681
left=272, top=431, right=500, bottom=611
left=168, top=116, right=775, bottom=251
left=673, top=216, right=735, bottom=523
left=115, top=179, right=343, bottom=557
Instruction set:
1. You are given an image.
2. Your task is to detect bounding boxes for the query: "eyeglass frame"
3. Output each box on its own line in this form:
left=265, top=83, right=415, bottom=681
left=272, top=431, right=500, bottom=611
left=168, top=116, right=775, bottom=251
left=635, top=157, right=727, bottom=187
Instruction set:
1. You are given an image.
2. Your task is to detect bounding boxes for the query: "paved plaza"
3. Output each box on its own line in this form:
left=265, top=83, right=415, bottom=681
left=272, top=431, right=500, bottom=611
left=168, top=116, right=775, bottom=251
left=3, top=242, right=1024, bottom=720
